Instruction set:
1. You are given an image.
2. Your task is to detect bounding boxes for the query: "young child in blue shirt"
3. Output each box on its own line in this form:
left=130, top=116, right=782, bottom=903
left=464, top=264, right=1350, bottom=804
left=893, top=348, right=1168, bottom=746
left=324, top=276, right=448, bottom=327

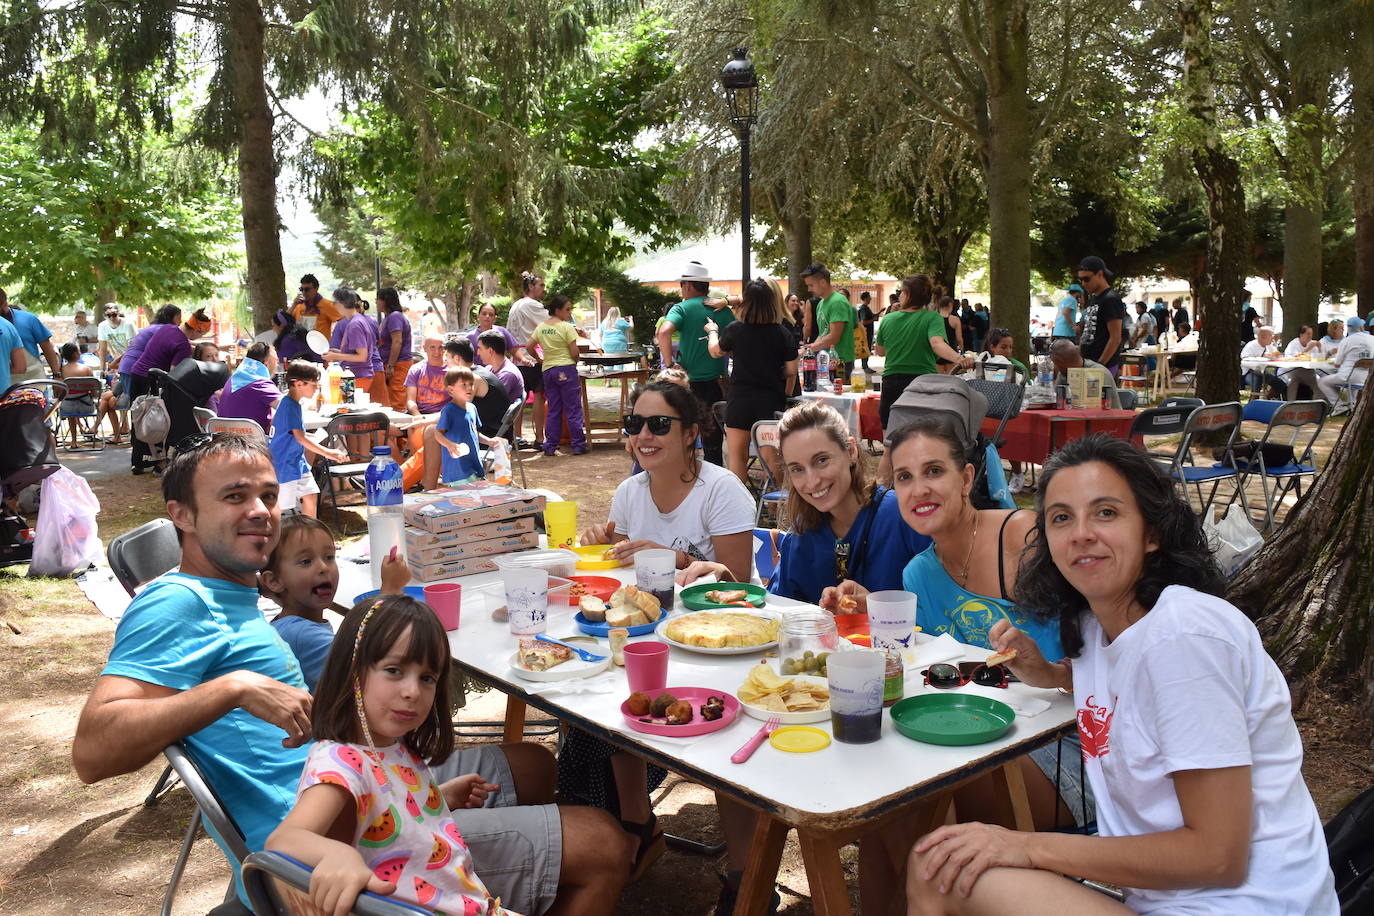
left=268, top=360, right=347, bottom=517
left=433, top=366, right=504, bottom=485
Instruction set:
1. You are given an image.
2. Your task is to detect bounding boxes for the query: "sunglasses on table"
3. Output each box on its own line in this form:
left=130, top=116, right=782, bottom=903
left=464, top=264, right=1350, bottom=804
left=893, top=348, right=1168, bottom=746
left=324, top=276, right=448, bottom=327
left=922, top=661, right=1011, bottom=689
left=622, top=414, right=682, bottom=436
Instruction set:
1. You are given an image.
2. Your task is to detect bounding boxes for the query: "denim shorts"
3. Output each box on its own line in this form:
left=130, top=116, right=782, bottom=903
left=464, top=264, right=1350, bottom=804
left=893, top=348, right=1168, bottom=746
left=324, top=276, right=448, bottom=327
left=1028, top=732, right=1096, bottom=828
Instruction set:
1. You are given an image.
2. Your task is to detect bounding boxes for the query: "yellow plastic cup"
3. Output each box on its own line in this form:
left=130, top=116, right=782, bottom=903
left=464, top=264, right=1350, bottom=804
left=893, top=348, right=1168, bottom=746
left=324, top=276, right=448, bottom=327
left=545, top=501, right=578, bottom=550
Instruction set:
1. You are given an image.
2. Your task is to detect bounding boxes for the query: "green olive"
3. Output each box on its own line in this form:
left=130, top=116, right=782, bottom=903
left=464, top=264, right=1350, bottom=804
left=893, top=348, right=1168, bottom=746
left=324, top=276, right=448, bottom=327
left=803, top=656, right=819, bottom=673
left=781, top=658, right=799, bottom=675
left=803, top=650, right=815, bottom=660
left=817, top=652, right=831, bottom=666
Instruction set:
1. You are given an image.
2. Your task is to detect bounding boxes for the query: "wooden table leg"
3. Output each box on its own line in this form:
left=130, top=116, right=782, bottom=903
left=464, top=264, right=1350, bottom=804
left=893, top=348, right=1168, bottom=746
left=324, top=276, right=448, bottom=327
left=987, top=761, right=1035, bottom=831
left=736, top=815, right=789, bottom=915
left=502, top=696, right=528, bottom=744
left=797, top=828, right=853, bottom=916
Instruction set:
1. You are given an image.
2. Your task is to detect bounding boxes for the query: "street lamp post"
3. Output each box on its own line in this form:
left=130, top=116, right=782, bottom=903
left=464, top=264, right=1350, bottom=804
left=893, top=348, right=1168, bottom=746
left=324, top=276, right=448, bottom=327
left=720, top=47, right=759, bottom=286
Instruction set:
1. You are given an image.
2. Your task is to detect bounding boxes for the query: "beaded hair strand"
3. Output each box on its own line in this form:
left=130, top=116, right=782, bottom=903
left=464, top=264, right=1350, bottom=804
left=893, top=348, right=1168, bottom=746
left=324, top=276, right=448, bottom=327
left=350, top=601, right=383, bottom=756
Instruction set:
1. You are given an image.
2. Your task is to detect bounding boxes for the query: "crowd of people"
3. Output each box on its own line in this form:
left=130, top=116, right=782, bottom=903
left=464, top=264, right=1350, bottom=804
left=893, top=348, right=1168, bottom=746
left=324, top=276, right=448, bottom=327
left=7, top=253, right=1355, bottom=915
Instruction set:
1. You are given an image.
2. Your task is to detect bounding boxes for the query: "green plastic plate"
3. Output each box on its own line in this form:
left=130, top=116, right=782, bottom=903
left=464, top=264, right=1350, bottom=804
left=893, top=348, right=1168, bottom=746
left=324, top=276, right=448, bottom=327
left=889, top=693, right=1016, bottom=746
left=679, top=582, right=768, bottom=611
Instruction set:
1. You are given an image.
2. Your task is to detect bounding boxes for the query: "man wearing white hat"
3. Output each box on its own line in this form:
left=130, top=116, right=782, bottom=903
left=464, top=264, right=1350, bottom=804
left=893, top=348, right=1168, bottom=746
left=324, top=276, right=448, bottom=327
left=656, top=261, right=734, bottom=465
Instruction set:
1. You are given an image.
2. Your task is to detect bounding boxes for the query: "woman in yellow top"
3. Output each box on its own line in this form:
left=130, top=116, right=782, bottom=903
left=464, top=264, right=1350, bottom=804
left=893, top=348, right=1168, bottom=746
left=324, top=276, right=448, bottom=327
left=528, top=294, right=586, bottom=456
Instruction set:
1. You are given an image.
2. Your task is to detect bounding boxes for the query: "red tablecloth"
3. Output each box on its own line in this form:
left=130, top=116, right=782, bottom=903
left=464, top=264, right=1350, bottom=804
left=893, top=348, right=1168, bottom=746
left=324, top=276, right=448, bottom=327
left=982, top=408, right=1141, bottom=465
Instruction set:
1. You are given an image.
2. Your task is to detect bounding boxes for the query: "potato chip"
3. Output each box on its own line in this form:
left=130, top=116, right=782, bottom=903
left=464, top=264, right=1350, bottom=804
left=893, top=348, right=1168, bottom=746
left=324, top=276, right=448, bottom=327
left=737, top=662, right=830, bottom=713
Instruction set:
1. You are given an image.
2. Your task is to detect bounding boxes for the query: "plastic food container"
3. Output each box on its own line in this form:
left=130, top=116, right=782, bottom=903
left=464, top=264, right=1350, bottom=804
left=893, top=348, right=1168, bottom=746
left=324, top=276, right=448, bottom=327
left=778, top=612, right=840, bottom=676
left=492, top=548, right=579, bottom=579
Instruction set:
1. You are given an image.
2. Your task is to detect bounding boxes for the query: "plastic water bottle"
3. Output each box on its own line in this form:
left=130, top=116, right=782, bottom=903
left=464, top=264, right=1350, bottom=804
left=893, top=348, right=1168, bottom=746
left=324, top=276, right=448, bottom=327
left=816, top=348, right=831, bottom=390
left=850, top=364, right=867, bottom=393
left=1037, top=355, right=1054, bottom=388
left=365, top=446, right=405, bottom=589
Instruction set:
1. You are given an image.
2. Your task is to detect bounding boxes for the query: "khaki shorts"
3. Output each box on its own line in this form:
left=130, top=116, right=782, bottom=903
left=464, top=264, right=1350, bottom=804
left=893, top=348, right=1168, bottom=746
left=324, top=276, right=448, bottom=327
left=432, top=745, right=562, bottom=916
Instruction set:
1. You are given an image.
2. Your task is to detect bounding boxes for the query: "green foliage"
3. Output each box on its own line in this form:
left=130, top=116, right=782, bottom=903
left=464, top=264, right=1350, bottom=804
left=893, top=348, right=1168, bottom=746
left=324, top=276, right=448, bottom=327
left=0, top=131, right=239, bottom=311
left=551, top=263, right=676, bottom=346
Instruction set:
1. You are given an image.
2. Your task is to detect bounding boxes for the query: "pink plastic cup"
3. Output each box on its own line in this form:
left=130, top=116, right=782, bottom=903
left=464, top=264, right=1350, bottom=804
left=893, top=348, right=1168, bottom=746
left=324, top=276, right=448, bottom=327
left=423, top=583, right=462, bottom=631
left=623, top=642, right=669, bottom=694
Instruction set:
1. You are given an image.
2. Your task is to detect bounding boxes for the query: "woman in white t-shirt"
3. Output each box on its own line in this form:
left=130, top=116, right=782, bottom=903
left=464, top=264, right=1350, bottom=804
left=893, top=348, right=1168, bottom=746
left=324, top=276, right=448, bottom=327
left=567, top=380, right=756, bottom=891
left=581, top=379, right=755, bottom=579
left=906, top=434, right=1337, bottom=916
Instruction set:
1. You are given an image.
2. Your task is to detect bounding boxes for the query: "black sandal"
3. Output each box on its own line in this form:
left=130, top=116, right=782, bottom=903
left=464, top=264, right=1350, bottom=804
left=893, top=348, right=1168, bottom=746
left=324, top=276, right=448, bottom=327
left=620, top=813, right=667, bottom=883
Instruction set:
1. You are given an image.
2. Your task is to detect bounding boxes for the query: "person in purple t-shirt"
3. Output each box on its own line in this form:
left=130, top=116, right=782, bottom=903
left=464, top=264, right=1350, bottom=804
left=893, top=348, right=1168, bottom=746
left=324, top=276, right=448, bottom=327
left=397, top=336, right=451, bottom=490
left=466, top=303, right=519, bottom=368
left=376, top=287, right=414, bottom=410
left=322, top=287, right=377, bottom=386
left=476, top=328, right=526, bottom=406
left=128, top=304, right=193, bottom=475
left=216, top=342, right=281, bottom=435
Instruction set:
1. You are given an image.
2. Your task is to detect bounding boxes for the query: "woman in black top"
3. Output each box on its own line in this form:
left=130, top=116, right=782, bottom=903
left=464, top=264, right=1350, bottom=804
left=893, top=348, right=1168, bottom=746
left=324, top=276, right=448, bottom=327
left=706, top=277, right=799, bottom=486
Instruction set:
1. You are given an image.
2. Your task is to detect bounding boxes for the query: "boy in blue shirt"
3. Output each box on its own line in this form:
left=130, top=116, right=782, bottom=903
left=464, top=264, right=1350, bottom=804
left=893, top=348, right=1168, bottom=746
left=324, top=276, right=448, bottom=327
left=269, top=360, right=345, bottom=517
left=434, top=366, right=505, bottom=485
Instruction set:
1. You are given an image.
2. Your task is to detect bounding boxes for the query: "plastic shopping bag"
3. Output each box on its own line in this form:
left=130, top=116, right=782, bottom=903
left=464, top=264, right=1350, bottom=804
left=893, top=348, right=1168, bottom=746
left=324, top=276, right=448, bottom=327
left=1204, top=502, right=1263, bottom=578
left=29, top=466, right=102, bottom=577
left=488, top=439, right=513, bottom=485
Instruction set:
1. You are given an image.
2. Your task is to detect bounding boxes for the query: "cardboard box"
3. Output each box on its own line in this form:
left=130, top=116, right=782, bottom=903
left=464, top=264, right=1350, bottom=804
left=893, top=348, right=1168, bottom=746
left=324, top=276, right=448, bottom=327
left=407, top=531, right=540, bottom=566
left=406, top=555, right=503, bottom=582
left=1068, top=367, right=1107, bottom=408
left=403, top=516, right=536, bottom=553
left=403, top=482, right=547, bottom=534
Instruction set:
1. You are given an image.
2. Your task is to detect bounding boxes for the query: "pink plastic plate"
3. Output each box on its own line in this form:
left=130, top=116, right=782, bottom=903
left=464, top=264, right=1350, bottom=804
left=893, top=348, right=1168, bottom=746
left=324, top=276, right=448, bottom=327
left=620, top=687, right=741, bottom=738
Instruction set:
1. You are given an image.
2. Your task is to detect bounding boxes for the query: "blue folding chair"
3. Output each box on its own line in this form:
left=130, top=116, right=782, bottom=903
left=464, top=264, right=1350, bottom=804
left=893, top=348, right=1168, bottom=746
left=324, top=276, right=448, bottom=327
left=750, top=420, right=786, bottom=526
left=1164, top=402, right=1248, bottom=518
left=1234, top=400, right=1327, bottom=532
left=753, top=528, right=787, bottom=586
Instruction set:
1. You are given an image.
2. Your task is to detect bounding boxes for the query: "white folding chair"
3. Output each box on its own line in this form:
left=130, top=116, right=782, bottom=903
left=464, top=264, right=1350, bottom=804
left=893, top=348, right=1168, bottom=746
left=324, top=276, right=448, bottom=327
left=205, top=415, right=267, bottom=442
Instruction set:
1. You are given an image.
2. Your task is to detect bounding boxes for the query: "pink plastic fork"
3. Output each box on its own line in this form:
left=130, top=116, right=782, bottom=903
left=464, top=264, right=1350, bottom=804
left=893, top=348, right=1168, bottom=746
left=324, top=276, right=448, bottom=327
left=731, top=716, right=781, bottom=764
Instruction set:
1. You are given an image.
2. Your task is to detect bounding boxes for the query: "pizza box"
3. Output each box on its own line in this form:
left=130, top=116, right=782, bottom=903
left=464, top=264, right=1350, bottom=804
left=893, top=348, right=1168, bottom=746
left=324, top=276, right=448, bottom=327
left=402, top=482, right=547, bottom=534
left=403, top=516, right=536, bottom=553
left=405, top=554, right=503, bottom=582
left=406, top=531, right=541, bottom=566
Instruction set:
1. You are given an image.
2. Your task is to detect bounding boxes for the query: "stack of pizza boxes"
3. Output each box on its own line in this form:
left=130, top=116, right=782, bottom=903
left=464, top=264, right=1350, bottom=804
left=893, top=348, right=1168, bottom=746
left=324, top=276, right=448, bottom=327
left=402, top=481, right=548, bottom=582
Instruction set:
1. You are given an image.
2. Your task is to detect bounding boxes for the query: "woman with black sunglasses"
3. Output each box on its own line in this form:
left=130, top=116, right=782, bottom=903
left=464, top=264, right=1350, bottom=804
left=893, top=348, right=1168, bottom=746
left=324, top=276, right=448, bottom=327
left=906, top=434, right=1335, bottom=915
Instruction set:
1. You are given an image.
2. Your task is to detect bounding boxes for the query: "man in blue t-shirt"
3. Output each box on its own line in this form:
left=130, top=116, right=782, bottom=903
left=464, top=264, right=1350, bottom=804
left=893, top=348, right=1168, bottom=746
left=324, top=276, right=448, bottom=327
left=72, top=436, right=630, bottom=913
left=0, top=289, right=59, bottom=381
left=0, top=309, right=24, bottom=390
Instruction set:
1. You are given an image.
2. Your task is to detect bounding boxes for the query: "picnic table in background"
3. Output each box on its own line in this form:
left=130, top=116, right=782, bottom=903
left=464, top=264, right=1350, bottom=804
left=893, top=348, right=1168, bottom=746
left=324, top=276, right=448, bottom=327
left=801, top=390, right=884, bottom=444
left=983, top=407, right=1140, bottom=466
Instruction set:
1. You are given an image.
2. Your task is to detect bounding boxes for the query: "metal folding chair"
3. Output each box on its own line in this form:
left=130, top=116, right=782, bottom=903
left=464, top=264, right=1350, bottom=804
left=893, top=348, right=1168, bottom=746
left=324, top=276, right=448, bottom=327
left=1162, top=402, right=1248, bottom=517
left=159, top=743, right=250, bottom=916
left=107, top=517, right=181, bottom=598
left=750, top=419, right=785, bottom=526
left=319, top=411, right=392, bottom=530
left=1128, top=402, right=1199, bottom=469
left=57, top=376, right=104, bottom=450
left=205, top=415, right=267, bottom=442
left=753, top=527, right=787, bottom=587
left=242, top=851, right=432, bottom=915
left=192, top=406, right=215, bottom=433
left=1235, top=399, right=1327, bottom=532
left=1333, top=357, right=1370, bottom=413
left=481, top=399, right=527, bottom=487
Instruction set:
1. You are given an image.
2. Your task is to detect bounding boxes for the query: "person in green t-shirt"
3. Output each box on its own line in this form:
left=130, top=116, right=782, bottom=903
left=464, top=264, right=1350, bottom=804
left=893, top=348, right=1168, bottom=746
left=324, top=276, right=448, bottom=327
left=874, top=273, right=974, bottom=430
left=803, top=263, right=856, bottom=378
left=656, top=260, right=735, bottom=466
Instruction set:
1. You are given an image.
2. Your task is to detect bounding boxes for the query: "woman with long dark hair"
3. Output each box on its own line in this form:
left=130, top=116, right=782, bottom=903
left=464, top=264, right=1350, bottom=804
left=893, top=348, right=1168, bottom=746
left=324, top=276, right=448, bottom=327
left=376, top=287, right=413, bottom=409
left=906, top=435, right=1336, bottom=915
left=705, top=276, right=798, bottom=486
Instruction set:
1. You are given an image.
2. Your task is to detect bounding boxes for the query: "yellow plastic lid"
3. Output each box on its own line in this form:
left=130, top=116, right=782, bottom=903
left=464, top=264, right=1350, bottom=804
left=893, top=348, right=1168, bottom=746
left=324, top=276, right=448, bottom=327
left=572, top=545, right=622, bottom=570
left=769, top=726, right=832, bottom=753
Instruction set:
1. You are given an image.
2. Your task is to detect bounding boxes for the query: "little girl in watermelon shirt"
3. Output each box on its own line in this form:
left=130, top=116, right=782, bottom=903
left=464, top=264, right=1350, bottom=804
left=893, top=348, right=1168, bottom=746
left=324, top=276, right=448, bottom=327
left=267, top=594, right=520, bottom=916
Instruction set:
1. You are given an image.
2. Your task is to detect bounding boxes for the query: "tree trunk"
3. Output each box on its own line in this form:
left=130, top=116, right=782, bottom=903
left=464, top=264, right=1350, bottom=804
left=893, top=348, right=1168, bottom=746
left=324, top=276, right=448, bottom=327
left=225, top=0, right=285, bottom=334
left=1278, top=17, right=1326, bottom=341
left=1228, top=392, right=1374, bottom=714
left=783, top=210, right=813, bottom=300
left=1353, top=4, right=1374, bottom=314
left=1180, top=0, right=1244, bottom=409
left=980, top=0, right=1032, bottom=367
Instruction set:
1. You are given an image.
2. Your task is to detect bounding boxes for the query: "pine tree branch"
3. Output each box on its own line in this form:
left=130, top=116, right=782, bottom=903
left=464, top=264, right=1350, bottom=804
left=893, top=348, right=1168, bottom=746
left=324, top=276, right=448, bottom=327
left=956, top=0, right=993, bottom=76
left=265, top=80, right=322, bottom=138
left=881, top=51, right=981, bottom=142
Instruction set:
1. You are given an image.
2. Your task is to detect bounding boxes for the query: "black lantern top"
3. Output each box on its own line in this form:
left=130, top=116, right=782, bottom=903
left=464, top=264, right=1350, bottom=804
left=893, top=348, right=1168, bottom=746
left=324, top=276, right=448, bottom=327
left=719, top=47, right=759, bottom=126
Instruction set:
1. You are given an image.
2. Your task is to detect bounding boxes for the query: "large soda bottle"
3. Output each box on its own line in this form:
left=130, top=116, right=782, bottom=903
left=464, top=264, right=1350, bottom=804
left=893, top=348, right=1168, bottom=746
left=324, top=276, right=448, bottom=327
left=816, top=348, right=830, bottom=390
left=326, top=362, right=343, bottom=405
left=802, top=347, right=817, bottom=392
left=365, top=446, right=406, bottom=588
left=340, top=367, right=355, bottom=404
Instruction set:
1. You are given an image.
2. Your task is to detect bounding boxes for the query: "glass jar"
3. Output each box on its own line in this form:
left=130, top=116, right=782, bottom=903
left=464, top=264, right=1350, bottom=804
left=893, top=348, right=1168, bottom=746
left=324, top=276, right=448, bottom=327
left=778, top=612, right=840, bottom=676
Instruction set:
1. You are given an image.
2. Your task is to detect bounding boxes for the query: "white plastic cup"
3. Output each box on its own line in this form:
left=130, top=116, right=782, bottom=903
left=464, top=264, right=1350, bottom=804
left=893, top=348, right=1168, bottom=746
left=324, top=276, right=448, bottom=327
left=355, top=389, right=371, bottom=406
left=826, top=649, right=886, bottom=744
left=503, top=568, right=548, bottom=635
left=867, top=590, right=917, bottom=651
left=634, top=548, right=677, bottom=610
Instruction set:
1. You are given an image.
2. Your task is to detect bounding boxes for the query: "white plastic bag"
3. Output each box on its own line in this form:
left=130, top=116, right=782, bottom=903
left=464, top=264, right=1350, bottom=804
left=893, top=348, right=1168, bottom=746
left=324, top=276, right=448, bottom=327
left=29, top=467, right=102, bottom=577
left=488, top=439, right=513, bottom=485
left=1205, top=502, right=1263, bottom=578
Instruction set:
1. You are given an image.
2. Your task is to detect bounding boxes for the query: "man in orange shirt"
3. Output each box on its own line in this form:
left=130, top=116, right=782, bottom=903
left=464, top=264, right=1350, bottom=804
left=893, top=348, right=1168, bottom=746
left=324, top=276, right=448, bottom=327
left=289, top=274, right=340, bottom=340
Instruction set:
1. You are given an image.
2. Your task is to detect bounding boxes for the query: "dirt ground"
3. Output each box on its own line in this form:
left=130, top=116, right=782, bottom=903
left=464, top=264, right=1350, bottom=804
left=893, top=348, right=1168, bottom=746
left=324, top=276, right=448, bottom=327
left=0, top=392, right=1368, bottom=915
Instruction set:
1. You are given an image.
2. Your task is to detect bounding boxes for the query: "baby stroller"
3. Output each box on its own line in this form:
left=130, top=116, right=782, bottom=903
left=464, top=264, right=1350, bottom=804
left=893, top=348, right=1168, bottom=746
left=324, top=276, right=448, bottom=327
left=884, top=374, right=1017, bottom=509
left=148, top=359, right=230, bottom=454
left=0, top=380, right=67, bottom=567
